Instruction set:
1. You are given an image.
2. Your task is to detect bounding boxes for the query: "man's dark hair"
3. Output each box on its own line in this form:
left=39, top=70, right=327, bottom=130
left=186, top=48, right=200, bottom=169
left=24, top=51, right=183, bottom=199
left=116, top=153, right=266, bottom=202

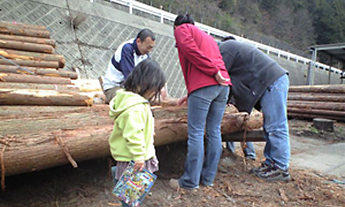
left=174, top=14, right=195, bottom=27
left=222, top=36, right=236, bottom=42
left=124, top=59, right=166, bottom=102
left=137, top=28, right=155, bottom=42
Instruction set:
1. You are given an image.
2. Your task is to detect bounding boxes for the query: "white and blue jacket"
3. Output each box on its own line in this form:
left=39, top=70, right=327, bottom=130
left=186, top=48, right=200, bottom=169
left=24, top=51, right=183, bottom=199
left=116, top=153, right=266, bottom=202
left=103, top=39, right=150, bottom=91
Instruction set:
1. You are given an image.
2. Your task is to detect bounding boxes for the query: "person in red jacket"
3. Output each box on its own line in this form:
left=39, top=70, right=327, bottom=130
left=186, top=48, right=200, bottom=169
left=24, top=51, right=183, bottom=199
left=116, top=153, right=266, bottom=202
left=169, top=14, right=232, bottom=190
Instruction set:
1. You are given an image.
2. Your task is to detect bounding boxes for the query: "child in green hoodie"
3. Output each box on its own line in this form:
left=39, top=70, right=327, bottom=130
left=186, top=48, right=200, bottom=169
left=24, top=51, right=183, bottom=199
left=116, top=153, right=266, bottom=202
left=108, top=59, right=166, bottom=206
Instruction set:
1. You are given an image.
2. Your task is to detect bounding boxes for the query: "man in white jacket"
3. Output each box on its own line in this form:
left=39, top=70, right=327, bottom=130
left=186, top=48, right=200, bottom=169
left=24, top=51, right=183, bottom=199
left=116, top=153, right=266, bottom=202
left=102, top=28, right=155, bottom=103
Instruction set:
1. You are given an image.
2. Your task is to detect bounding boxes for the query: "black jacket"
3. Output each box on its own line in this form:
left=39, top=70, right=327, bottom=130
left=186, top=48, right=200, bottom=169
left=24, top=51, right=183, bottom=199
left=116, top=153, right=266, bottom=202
left=218, top=40, right=288, bottom=113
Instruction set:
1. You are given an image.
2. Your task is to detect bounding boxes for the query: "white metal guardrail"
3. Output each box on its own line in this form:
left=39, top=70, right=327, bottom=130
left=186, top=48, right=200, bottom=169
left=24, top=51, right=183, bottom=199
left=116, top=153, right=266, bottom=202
left=98, top=0, right=343, bottom=75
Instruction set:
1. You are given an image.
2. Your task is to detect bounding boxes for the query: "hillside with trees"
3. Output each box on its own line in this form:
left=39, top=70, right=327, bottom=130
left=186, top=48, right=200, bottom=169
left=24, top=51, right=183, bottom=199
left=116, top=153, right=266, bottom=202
left=137, top=0, right=345, bottom=66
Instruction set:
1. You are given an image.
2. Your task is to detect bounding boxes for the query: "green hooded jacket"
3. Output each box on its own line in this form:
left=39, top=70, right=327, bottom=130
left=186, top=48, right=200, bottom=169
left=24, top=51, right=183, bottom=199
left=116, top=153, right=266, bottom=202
left=108, top=89, right=155, bottom=162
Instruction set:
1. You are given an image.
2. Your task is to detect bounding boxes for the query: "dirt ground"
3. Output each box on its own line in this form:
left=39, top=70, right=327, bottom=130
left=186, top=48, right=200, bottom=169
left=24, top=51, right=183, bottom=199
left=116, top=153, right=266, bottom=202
left=1, top=119, right=344, bottom=207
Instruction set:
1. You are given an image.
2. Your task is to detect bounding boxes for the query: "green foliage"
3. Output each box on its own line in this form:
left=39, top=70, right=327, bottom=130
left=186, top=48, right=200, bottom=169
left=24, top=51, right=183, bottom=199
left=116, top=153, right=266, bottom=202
left=217, top=15, right=236, bottom=33
left=310, top=0, right=345, bottom=44
left=218, top=0, right=237, bottom=13
left=310, top=126, right=319, bottom=134
left=139, top=0, right=345, bottom=51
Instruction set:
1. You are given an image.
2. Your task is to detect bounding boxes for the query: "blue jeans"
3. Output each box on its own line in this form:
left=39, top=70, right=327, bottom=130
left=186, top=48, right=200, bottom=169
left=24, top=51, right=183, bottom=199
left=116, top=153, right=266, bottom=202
left=260, top=74, right=290, bottom=170
left=226, top=142, right=256, bottom=159
left=179, top=85, right=229, bottom=188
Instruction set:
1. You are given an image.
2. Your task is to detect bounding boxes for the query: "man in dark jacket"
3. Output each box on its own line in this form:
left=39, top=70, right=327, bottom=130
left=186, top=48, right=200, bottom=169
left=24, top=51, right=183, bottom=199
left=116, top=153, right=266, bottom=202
left=218, top=36, right=291, bottom=181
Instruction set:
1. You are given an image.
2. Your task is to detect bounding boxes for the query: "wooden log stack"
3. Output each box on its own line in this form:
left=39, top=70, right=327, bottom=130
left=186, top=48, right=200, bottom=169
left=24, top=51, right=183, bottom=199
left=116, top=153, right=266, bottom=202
left=0, top=104, right=263, bottom=179
left=0, top=22, right=264, bottom=190
left=288, top=84, right=345, bottom=121
left=0, top=21, right=95, bottom=106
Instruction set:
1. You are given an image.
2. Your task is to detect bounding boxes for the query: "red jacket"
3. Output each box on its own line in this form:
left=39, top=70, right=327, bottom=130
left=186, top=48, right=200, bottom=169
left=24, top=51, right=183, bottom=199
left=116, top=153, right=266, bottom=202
left=174, top=24, right=232, bottom=94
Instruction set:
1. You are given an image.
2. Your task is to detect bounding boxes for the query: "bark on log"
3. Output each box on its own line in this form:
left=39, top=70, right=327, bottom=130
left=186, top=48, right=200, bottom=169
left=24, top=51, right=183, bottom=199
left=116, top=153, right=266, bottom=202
left=153, top=111, right=263, bottom=146
left=0, top=39, right=54, bottom=53
left=0, top=73, right=72, bottom=84
left=0, top=59, right=60, bottom=68
left=0, top=82, right=79, bottom=91
left=0, top=34, right=56, bottom=47
left=288, top=92, right=345, bottom=102
left=287, top=85, right=345, bottom=121
left=0, top=105, right=263, bottom=176
left=289, top=84, right=345, bottom=93
left=0, top=49, right=64, bottom=67
left=0, top=21, right=47, bottom=31
left=288, top=107, right=345, bottom=121
left=0, top=26, right=50, bottom=38
left=0, top=66, right=77, bottom=79
left=288, top=100, right=345, bottom=111
left=151, top=104, right=239, bottom=119
left=0, top=89, right=93, bottom=106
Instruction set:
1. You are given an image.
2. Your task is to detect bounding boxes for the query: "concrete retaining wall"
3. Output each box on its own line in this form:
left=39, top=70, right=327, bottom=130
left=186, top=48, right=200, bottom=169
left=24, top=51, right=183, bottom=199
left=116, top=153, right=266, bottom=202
left=0, top=0, right=342, bottom=98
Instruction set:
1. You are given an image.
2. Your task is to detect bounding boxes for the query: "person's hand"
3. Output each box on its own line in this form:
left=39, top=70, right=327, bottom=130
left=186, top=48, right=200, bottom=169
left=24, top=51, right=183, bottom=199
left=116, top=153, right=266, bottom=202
left=177, top=95, right=188, bottom=106
left=215, top=71, right=230, bottom=86
left=133, top=160, right=145, bottom=172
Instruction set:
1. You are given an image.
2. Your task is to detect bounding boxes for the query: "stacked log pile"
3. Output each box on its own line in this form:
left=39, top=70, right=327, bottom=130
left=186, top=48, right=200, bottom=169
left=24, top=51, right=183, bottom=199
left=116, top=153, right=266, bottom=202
left=0, top=21, right=95, bottom=106
left=0, top=104, right=263, bottom=179
left=288, top=84, right=345, bottom=121
left=0, top=22, right=264, bottom=188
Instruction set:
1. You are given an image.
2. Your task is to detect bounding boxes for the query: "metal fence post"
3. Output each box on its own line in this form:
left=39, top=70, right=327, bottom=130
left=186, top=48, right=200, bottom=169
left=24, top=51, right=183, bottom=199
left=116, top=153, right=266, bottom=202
left=129, top=0, right=133, bottom=14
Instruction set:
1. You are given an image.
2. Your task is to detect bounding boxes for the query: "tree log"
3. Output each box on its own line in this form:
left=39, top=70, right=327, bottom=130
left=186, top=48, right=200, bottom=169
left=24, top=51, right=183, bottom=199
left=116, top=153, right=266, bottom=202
left=288, top=107, right=345, bottom=121
left=0, top=73, right=72, bottom=84
left=0, top=25, right=50, bottom=38
left=0, top=59, right=60, bottom=68
left=0, top=66, right=77, bottom=79
left=288, top=92, right=345, bottom=102
left=0, top=105, right=263, bottom=176
left=0, top=39, right=53, bottom=53
left=0, top=21, right=47, bottom=31
left=0, top=34, right=56, bottom=47
left=0, top=49, right=64, bottom=67
left=0, top=89, right=93, bottom=106
left=0, top=82, right=79, bottom=91
left=288, top=100, right=345, bottom=111
left=289, top=84, right=345, bottom=93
